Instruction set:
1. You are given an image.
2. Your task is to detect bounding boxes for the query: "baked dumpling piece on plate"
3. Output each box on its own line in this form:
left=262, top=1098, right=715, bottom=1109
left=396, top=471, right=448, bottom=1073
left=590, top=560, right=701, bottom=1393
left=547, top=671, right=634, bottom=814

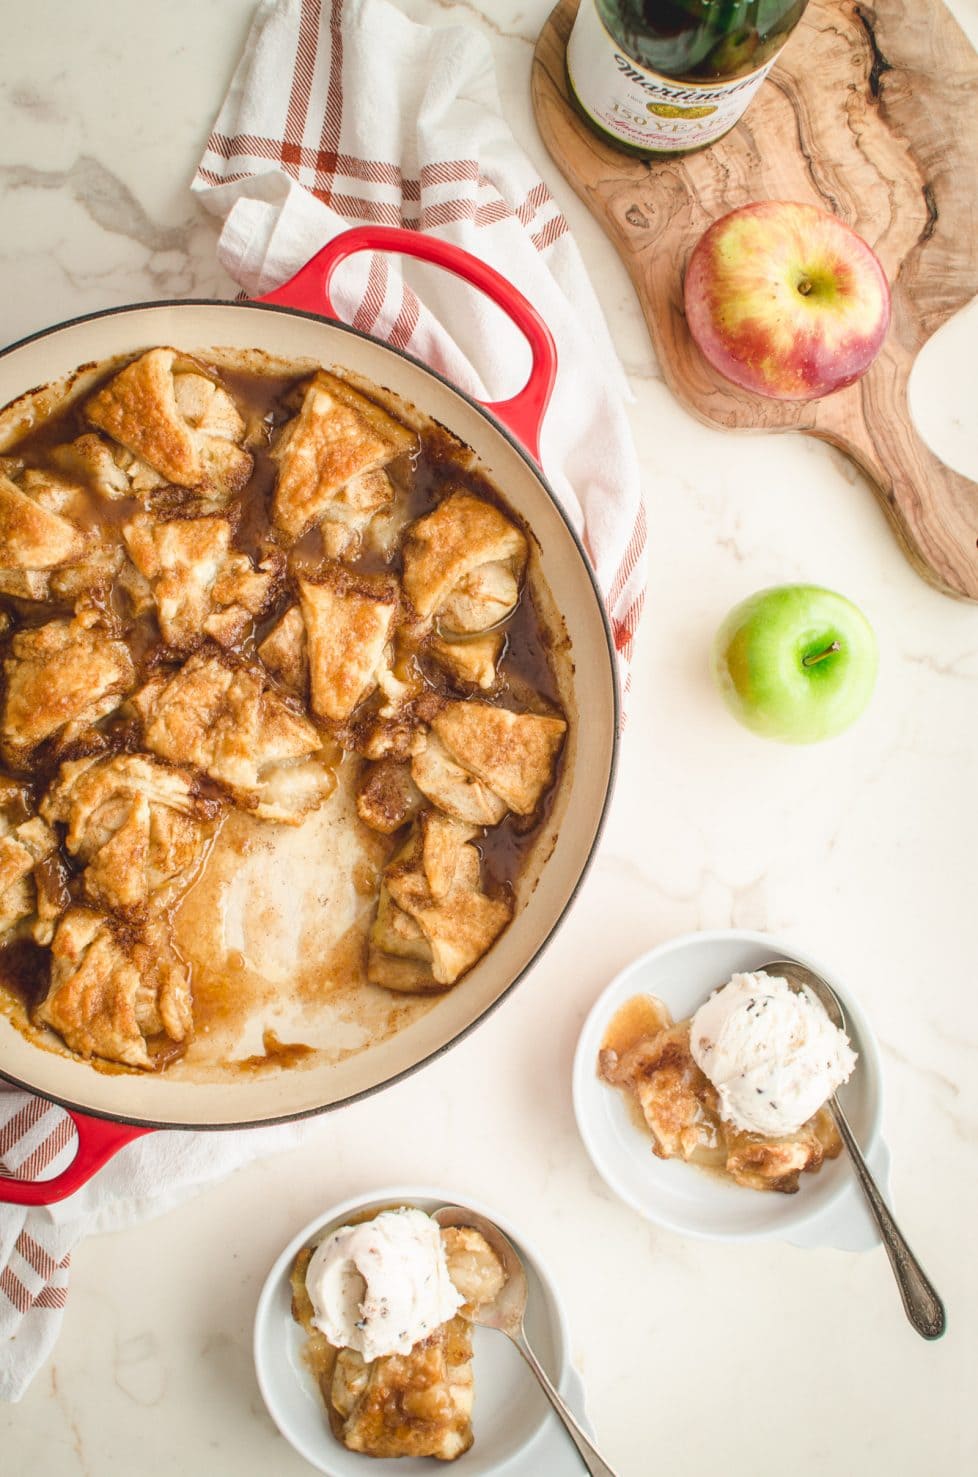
left=36, top=907, right=191, bottom=1070
left=0, top=615, right=136, bottom=767
left=369, top=810, right=512, bottom=992
left=41, top=753, right=224, bottom=914
left=123, top=513, right=283, bottom=651
left=402, top=490, right=527, bottom=632
left=290, top=1220, right=505, bottom=1461
left=132, top=648, right=335, bottom=824
left=85, top=348, right=253, bottom=500
left=270, top=370, right=415, bottom=542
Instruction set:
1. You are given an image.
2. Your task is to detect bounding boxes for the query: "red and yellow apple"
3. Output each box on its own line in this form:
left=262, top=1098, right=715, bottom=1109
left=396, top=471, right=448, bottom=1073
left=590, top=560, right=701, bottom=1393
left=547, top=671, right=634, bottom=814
left=683, top=202, right=891, bottom=400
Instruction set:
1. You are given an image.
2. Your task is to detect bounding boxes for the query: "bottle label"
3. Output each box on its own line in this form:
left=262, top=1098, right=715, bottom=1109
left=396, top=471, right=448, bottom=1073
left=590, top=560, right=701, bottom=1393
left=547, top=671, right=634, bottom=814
left=567, top=1, right=782, bottom=153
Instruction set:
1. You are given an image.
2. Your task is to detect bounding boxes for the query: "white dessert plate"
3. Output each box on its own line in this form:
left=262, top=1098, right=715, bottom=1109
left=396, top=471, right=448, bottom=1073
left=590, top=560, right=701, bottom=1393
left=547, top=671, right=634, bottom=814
left=573, top=929, right=891, bottom=1250
left=254, top=1185, right=589, bottom=1475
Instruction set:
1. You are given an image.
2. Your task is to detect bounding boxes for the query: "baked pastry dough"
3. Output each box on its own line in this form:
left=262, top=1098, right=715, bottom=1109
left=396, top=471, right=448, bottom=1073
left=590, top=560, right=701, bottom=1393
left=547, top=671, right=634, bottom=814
left=123, top=514, right=282, bottom=650
left=257, top=605, right=307, bottom=695
left=319, top=468, right=396, bottom=561
left=369, top=811, right=511, bottom=990
left=86, top=348, right=253, bottom=499
left=271, top=371, right=414, bottom=541
left=41, top=753, right=223, bottom=914
left=37, top=907, right=191, bottom=1070
left=0, top=797, right=59, bottom=940
left=331, top=1320, right=475, bottom=1461
left=298, top=565, right=399, bottom=722
left=0, top=462, right=133, bottom=609
left=412, top=701, right=566, bottom=824
left=428, top=631, right=503, bottom=691
left=0, top=470, right=87, bottom=571
left=402, top=491, right=526, bottom=631
left=132, top=647, right=334, bottom=823
left=1, top=616, right=135, bottom=766
left=48, top=433, right=133, bottom=500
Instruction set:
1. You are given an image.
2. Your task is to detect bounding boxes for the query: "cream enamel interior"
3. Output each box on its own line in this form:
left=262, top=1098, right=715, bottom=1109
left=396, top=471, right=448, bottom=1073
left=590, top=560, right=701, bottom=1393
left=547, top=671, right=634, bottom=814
left=0, top=302, right=617, bottom=1127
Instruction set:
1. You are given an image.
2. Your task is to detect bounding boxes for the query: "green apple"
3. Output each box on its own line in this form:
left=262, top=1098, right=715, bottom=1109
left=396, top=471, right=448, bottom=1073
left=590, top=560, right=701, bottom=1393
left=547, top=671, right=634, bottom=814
left=712, top=584, right=878, bottom=743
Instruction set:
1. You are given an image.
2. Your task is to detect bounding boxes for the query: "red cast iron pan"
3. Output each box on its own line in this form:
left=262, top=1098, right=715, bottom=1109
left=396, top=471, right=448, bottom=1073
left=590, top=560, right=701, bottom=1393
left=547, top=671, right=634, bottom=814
left=0, top=226, right=620, bottom=1206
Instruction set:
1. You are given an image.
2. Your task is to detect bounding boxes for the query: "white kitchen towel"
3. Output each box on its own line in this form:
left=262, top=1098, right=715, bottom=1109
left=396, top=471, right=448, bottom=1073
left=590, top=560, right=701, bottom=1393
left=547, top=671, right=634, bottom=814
left=0, top=1087, right=317, bottom=1400
left=192, top=0, right=648, bottom=678
left=0, top=0, right=647, bottom=1404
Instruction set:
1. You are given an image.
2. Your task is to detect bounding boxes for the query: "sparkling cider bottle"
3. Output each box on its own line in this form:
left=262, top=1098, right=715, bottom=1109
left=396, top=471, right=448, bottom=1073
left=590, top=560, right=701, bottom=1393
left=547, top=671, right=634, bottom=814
left=566, top=0, right=810, bottom=158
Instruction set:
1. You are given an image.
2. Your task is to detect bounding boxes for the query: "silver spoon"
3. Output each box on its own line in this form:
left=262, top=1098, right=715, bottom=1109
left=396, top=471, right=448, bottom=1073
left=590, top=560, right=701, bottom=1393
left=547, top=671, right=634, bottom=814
left=433, top=1204, right=620, bottom=1476
left=760, top=959, right=946, bottom=1340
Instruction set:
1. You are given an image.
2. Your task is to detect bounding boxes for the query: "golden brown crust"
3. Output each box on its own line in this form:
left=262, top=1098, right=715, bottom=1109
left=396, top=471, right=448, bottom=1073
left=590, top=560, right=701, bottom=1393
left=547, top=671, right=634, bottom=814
left=257, top=605, right=308, bottom=694
left=123, top=514, right=282, bottom=651
left=37, top=907, right=191, bottom=1070
left=41, top=753, right=222, bottom=914
left=371, top=813, right=511, bottom=989
left=428, top=631, right=503, bottom=691
left=86, top=349, right=252, bottom=498
left=333, top=1326, right=474, bottom=1461
left=298, top=564, right=399, bottom=722
left=401, top=490, right=526, bottom=625
left=430, top=701, right=566, bottom=816
left=0, top=472, right=87, bottom=569
left=1, top=617, right=136, bottom=767
left=132, top=648, right=332, bottom=823
left=271, top=370, right=414, bottom=541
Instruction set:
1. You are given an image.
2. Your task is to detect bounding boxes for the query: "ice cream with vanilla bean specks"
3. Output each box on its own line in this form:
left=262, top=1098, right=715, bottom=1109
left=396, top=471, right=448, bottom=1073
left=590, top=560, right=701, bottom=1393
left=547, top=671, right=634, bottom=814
left=305, top=1207, right=463, bottom=1361
left=689, top=970, right=857, bottom=1137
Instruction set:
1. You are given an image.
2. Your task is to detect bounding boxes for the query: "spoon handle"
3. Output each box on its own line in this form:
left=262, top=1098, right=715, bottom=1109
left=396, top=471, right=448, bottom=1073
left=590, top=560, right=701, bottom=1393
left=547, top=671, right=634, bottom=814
left=830, top=1096, right=946, bottom=1340
left=514, top=1329, right=620, bottom=1476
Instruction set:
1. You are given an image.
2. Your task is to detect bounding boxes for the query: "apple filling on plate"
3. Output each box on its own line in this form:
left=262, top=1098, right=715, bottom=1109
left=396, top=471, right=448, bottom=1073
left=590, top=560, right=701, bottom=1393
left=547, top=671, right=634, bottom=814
left=599, top=992, right=844, bottom=1194
left=290, top=1208, right=506, bottom=1461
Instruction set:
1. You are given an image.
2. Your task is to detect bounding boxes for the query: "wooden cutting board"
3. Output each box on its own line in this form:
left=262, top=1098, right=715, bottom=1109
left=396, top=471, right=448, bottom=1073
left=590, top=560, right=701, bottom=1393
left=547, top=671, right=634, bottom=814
left=532, top=0, right=978, bottom=600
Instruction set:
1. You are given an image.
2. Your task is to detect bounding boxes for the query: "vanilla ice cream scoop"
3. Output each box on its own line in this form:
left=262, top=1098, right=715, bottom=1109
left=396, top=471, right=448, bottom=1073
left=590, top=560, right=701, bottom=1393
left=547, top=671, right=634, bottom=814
left=689, top=969, right=857, bottom=1136
left=305, top=1207, right=463, bottom=1362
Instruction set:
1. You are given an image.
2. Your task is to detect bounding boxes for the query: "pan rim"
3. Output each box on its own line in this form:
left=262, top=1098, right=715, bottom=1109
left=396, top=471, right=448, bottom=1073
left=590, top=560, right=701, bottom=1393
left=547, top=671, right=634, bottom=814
left=0, top=298, right=623, bottom=1130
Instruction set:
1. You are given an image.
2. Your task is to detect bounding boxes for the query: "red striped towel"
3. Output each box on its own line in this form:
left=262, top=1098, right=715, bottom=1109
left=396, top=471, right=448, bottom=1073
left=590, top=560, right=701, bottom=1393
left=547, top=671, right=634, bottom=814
left=192, top=0, right=648, bottom=685
left=0, top=1087, right=313, bottom=1400
left=1, top=0, right=648, bottom=1403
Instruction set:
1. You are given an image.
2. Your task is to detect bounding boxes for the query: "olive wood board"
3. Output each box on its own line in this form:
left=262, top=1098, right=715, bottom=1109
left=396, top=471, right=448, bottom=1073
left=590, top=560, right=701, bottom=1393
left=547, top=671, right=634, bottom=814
left=532, top=0, right=978, bottom=600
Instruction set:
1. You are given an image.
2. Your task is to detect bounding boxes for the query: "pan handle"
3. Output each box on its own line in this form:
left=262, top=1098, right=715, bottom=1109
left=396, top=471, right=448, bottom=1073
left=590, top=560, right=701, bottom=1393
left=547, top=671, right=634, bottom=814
left=257, top=225, right=558, bottom=462
left=0, top=1111, right=150, bottom=1206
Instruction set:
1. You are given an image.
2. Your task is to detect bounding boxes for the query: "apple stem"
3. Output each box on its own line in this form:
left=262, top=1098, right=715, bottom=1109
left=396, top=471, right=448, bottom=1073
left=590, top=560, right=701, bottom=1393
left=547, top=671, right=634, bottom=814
left=803, top=641, right=841, bottom=667
left=797, top=278, right=813, bottom=296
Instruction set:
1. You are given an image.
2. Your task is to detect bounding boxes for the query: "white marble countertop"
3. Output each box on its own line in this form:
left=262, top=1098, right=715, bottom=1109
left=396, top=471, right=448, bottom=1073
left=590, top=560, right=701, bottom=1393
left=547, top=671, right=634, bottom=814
left=2, top=2, right=976, bottom=1473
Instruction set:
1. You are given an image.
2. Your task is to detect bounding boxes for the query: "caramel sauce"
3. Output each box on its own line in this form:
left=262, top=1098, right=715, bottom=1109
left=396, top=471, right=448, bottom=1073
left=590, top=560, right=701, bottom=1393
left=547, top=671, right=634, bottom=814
left=0, top=351, right=570, bottom=1076
left=236, top=1027, right=315, bottom=1072
left=600, top=992, right=673, bottom=1057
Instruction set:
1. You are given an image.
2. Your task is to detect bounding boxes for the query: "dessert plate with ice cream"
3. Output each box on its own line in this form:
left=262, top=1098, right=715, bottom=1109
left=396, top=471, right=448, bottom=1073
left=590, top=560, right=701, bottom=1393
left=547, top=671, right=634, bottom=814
left=573, top=930, right=890, bottom=1250
left=254, top=1187, right=595, bottom=1475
